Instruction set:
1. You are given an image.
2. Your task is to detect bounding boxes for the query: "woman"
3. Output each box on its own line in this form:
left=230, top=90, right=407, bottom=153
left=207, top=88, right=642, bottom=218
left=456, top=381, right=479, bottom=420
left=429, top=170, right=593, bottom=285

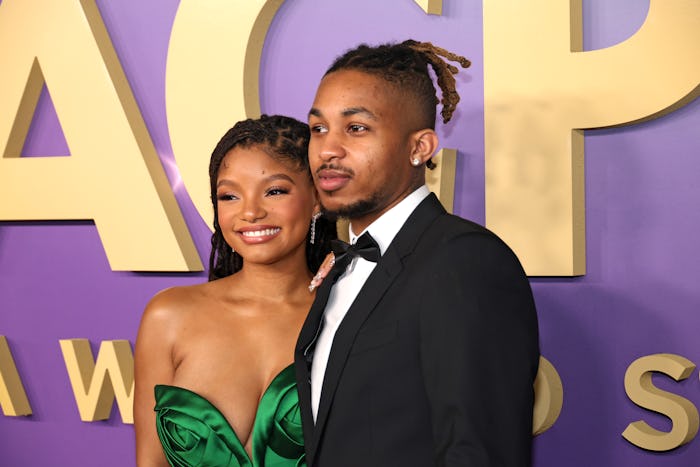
left=134, top=115, right=335, bottom=466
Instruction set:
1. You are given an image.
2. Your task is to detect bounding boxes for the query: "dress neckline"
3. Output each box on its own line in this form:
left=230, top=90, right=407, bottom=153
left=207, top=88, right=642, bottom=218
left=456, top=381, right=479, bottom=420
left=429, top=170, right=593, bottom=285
left=155, top=363, right=297, bottom=466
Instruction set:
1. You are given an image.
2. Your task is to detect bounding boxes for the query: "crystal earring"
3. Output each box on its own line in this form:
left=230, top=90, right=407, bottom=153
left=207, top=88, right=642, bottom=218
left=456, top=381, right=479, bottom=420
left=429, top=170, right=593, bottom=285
left=310, top=212, right=322, bottom=244
left=411, top=158, right=421, bottom=166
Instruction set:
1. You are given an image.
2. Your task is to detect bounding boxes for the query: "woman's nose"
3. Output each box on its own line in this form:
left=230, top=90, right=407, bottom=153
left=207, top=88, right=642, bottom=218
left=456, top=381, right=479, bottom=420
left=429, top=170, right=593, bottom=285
left=240, top=198, right=266, bottom=222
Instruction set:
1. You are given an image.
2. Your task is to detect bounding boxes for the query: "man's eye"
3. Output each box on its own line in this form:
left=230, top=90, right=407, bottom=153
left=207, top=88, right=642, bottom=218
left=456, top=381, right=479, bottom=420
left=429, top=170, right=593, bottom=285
left=348, top=124, right=367, bottom=133
left=310, top=124, right=328, bottom=133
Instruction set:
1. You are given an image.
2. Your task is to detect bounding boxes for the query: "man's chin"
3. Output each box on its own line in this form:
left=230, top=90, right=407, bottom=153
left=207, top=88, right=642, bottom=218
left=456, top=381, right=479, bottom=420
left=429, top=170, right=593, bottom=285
left=321, top=197, right=379, bottom=220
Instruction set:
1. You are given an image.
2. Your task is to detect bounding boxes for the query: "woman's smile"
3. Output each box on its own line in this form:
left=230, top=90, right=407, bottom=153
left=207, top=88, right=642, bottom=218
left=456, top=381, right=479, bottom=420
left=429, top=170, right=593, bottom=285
left=237, top=226, right=282, bottom=244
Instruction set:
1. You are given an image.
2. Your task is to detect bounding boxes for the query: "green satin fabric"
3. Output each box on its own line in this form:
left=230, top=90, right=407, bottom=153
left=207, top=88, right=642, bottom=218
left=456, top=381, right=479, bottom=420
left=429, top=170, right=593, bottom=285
left=154, top=364, right=305, bottom=466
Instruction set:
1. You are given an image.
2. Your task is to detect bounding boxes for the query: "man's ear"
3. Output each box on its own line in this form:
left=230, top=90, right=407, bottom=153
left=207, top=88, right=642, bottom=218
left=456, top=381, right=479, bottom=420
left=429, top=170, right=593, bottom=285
left=409, top=129, right=439, bottom=166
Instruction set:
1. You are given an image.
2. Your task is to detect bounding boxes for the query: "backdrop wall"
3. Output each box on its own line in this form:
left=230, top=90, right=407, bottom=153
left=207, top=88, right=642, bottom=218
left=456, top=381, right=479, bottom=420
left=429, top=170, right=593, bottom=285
left=1, top=0, right=698, bottom=466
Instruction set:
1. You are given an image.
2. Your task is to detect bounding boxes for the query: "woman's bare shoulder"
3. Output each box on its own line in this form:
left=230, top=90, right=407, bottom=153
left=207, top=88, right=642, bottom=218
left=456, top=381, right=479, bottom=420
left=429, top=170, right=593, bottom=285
left=141, top=277, right=247, bottom=325
left=139, top=282, right=215, bottom=328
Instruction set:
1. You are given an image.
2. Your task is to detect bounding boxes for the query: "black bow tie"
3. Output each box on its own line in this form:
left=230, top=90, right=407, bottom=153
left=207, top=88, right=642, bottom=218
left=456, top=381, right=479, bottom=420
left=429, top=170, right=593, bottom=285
left=331, top=232, right=381, bottom=268
left=302, top=232, right=381, bottom=368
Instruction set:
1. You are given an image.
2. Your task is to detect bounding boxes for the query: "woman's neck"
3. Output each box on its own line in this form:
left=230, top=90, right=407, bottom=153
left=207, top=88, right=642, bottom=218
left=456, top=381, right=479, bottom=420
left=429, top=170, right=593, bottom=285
left=234, top=258, right=313, bottom=302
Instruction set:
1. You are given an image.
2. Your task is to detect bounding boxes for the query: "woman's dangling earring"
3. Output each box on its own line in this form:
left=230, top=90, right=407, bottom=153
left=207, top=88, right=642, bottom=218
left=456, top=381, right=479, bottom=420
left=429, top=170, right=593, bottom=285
left=231, top=246, right=235, bottom=254
left=310, top=212, right=322, bottom=244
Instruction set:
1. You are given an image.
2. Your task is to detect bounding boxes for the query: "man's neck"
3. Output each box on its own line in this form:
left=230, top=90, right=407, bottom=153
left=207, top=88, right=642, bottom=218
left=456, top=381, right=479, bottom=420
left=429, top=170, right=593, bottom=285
left=349, top=181, right=425, bottom=235
left=348, top=185, right=430, bottom=253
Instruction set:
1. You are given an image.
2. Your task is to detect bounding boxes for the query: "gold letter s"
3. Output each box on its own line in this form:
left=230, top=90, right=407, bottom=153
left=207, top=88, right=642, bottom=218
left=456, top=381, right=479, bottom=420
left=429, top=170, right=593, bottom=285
left=484, top=0, right=699, bottom=275
left=622, top=353, right=699, bottom=451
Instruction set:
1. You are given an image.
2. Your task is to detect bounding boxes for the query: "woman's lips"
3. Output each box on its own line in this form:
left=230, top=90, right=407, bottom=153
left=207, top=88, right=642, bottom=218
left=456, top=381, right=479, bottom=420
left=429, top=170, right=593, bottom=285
left=316, top=169, right=351, bottom=192
left=237, top=226, right=281, bottom=244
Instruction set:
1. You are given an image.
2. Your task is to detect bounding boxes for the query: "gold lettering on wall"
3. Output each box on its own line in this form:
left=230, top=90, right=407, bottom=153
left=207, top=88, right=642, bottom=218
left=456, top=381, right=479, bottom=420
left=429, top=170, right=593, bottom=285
left=166, top=0, right=285, bottom=228
left=622, top=353, right=699, bottom=451
left=59, top=339, right=134, bottom=424
left=413, top=0, right=442, bottom=15
left=484, top=0, right=700, bottom=275
left=532, top=356, right=563, bottom=435
left=413, top=4, right=456, bottom=213
left=426, top=149, right=457, bottom=213
left=0, top=336, right=32, bottom=416
left=168, top=1, right=457, bottom=226
left=0, top=0, right=201, bottom=271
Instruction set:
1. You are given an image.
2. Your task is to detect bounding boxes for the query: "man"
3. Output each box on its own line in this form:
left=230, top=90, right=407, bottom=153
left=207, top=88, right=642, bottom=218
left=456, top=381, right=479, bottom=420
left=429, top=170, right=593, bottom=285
left=295, top=40, right=540, bottom=466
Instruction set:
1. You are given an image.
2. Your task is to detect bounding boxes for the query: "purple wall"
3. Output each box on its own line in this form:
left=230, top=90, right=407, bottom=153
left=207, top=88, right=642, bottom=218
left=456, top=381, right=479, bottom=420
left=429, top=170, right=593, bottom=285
left=1, top=0, right=699, bottom=465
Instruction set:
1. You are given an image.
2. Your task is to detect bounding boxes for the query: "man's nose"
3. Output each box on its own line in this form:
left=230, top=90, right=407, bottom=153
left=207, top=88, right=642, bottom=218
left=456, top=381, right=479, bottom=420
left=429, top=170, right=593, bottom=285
left=317, top=132, right=345, bottom=162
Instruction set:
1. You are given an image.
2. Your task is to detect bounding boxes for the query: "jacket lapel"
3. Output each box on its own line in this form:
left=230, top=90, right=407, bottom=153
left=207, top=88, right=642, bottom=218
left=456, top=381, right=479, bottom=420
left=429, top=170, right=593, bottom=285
left=294, top=266, right=341, bottom=453
left=310, top=194, right=446, bottom=456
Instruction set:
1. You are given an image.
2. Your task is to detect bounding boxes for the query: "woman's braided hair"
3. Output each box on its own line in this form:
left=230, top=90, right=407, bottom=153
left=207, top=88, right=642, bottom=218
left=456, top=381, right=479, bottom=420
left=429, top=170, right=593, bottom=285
left=207, top=114, right=337, bottom=281
left=325, top=39, right=470, bottom=169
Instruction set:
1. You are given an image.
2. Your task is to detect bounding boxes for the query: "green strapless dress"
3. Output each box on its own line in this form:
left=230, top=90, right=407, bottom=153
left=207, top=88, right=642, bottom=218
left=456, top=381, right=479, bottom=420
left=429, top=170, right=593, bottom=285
left=154, top=364, right=305, bottom=466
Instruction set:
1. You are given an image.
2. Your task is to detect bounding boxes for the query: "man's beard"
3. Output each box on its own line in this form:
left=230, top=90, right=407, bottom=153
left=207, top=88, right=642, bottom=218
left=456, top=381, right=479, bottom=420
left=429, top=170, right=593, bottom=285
left=321, top=191, right=383, bottom=220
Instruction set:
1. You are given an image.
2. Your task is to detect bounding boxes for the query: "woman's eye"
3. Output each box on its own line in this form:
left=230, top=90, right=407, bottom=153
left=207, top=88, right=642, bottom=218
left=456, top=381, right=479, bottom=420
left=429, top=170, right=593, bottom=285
left=217, top=193, right=238, bottom=201
left=310, top=124, right=328, bottom=134
left=266, top=187, right=290, bottom=196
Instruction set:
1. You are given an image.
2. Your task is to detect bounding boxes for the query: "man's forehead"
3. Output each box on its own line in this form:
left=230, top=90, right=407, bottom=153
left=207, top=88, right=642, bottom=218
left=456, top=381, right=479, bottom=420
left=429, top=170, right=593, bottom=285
left=310, top=72, right=400, bottom=117
left=308, top=105, right=378, bottom=120
left=317, top=70, right=391, bottom=97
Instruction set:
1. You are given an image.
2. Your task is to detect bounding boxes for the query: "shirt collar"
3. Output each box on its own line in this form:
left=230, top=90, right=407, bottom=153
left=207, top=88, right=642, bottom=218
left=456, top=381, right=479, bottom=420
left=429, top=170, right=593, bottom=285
left=349, top=185, right=430, bottom=255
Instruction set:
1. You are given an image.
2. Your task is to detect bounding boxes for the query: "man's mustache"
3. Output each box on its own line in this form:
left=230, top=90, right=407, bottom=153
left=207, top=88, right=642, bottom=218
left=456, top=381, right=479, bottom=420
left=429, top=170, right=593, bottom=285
left=315, top=164, right=355, bottom=177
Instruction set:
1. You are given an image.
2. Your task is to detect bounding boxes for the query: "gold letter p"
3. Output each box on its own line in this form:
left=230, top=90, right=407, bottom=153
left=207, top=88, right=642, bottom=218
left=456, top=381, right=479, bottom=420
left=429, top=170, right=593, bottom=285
left=484, top=0, right=699, bottom=275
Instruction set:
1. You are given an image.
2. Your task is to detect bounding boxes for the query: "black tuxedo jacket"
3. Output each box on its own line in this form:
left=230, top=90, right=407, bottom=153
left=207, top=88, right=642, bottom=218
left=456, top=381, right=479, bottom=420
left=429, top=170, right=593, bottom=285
left=295, top=194, right=540, bottom=466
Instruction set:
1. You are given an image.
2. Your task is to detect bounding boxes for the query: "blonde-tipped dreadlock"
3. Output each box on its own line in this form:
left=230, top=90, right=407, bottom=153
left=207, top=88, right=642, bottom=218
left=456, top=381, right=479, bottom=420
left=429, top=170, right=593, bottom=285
left=406, top=40, right=471, bottom=124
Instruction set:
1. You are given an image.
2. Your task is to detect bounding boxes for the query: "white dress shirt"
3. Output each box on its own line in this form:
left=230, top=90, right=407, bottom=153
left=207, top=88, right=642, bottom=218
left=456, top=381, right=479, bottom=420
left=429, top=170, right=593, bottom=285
left=310, top=185, right=430, bottom=421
